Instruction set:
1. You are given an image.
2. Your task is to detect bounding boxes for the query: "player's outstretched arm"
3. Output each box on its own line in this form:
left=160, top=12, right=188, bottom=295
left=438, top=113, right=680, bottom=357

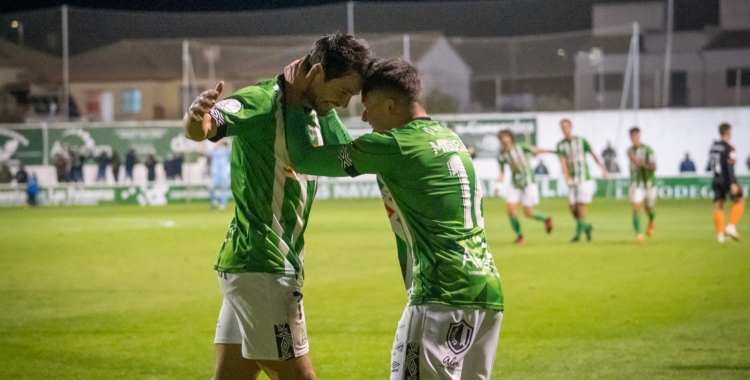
left=183, top=82, right=223, bottom=141
left=530, top=146, right=555, bottom=155
left=590, top=153, right=608, bottom=179
left=285, top=106, right=350, bottom=177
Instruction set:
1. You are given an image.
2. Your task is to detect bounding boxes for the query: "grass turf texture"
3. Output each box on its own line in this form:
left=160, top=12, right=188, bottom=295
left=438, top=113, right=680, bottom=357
left=0, top=198, right=748, bottom=380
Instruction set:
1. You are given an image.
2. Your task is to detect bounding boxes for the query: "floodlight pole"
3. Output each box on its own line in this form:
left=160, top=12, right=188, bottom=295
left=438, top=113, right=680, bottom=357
left=403, top=34, right=411, bottom=62
left=182, top=40, right=190, bottom=114
left=347, top=1, right=355, bottom=35
left=662, top=0, right=674, bottom=108
left=633, top=22, right=640, bottom=122
left=61, top=5, right=70, bottom=121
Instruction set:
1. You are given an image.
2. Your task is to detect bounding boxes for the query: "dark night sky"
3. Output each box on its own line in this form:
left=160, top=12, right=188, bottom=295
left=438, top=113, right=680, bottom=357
left=0, top=0, right=719, bottom=56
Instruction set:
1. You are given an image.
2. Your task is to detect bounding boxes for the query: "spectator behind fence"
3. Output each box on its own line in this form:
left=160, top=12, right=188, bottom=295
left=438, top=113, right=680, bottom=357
left=145, top=154, right=157, bottom=182
left=680, top=152, right=696, bottom=173
left=15, top=165, right=28, bottom=184
left=26, top=172, right=39, bottom=206
left=125, top=150, right=137, bottom=182
left=602, top=141, right=620, bottom=174
left=96, top=152, right=109, bottom=182
left=0, top=162, right=12, bottom=184
left=174, top=152, right=184, bottom=181
left=535, top=159, right=549, bottom=175
left=69, top=149, right=86, bottom=182
left=54, top=153, right=67, bottom=183
left=111, top=151, right=121, bottom=183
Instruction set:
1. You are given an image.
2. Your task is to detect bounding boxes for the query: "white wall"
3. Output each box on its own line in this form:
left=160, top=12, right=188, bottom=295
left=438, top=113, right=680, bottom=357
left=593, top=2, right=665, bottom=35
left=471, top=107, right=750, bottom=181
left=720, top=0, right=750, bottom=30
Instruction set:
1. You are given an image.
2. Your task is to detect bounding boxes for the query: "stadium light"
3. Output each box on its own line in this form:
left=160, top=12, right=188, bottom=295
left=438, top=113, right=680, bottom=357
left=557, top=48, right=565, bottom=57
left=10, top=20, right=23, bottom=46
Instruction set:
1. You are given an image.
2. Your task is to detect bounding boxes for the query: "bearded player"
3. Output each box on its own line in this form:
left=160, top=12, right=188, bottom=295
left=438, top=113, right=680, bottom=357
left=709, top=123, right=744, bottom=243
left=494, top=129, right=553, bottom=244
left=627, top=127, right=657, bottom=243
left=183, top=33, right=370, bottom=380
left=285, top=58, right=503, bottom=380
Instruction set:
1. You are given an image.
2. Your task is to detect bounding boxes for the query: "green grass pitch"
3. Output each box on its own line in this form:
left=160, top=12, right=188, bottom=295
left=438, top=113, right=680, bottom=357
left=0, top=197, right=748, bottom=380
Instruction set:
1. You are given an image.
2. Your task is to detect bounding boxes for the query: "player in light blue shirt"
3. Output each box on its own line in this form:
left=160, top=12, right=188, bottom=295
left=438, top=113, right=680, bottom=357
left=209, top=140, right=231, bottom=210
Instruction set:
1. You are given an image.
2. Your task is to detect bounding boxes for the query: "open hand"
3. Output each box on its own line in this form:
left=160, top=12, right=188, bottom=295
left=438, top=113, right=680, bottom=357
left=284, top=58, right=321, bottom=107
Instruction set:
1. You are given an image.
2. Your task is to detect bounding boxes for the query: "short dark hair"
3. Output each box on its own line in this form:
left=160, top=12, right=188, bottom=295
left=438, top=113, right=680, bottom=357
left=361, top=58, right=422, bottom=104
left=307, top=33, right=371, bottom=81
left=629, top=126, right=640, bottom=134
left=498, top=129, right=515, bottom=141
left=719, top=122, right=731, bottom=136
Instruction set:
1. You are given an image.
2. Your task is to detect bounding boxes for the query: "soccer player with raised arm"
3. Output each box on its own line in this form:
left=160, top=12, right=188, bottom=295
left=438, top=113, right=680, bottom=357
left=284, top=58, right=503, bottom=380
left=494, top=129, right=553, bottom=244
left=555, top=119, right=608, bottom=243
left=182, top=33, right=370, bottom=380
left=627, top=127, right=657, bottom=243
left=709, top=123, right=745, bottom=243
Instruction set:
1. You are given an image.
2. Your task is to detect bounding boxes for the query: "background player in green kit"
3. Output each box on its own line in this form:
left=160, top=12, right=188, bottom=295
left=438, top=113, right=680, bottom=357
left=555, top=119, right=608, bottom=243
left=284, top=58, right=503, bottom=380
left=494, top=129, right=553, bottom=244
left=627, top=127, right=657, bottom=243
left=183, top=33, right=370, bottom=380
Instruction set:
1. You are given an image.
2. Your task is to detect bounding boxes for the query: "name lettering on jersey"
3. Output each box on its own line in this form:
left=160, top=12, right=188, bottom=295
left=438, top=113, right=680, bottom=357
left=429, top=139, right=468, bottom=155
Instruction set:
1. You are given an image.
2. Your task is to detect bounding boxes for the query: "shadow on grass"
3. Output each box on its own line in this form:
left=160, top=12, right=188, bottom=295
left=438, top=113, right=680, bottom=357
left=670, top=365, right=750, bottom=371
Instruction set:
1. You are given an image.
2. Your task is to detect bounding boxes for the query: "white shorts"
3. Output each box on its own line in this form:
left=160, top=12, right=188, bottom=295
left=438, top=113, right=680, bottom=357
left=214, top=272, right=309, bottom=361
left=505, top=184, right=539, bottom=207
left=630, top=186, right=657, bottom=208
left=390, top=304, right=503, bottom=380
left=568, top=180, right=596, bottom=205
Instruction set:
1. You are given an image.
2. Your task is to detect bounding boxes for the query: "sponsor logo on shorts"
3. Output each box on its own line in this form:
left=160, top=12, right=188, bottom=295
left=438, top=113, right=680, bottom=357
left=442, top=356, right=461, bottom=369
left=391, top=361, right=400, bottom=373
left=447, top=320, right=474, bottom=355
left=274, top=323, right=294, bottom=360
left=405, top=342, right=420, bottom=380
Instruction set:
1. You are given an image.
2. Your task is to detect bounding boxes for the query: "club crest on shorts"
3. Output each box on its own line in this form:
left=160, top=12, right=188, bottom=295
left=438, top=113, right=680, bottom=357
left=447, top=320, right=474, bottom=354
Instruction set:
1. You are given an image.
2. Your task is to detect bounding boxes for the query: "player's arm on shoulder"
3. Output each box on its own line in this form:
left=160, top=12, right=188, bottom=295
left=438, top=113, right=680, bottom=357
left=344, top=132, right=402, bottom=176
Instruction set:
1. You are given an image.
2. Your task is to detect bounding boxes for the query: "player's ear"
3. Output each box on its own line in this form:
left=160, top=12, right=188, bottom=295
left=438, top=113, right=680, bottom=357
left=386, top=98, right=396, bottom=114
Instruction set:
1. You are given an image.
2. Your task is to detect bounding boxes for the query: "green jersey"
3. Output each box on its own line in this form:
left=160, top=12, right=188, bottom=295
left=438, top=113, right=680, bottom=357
left=208, top=76, right=352, bottom=280
left=498, top=143, right=536, bottom=189
left=628, top=144, right=656, bottom=188
left=286, top=110, right=504, bottom=311
left=556, top=136, right=592, bottom=184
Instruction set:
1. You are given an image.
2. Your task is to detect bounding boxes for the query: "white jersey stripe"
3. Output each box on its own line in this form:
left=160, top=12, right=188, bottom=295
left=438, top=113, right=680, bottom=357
left=271, top=85, right=296, bottom=275
left=379, top=176, right=416, bottom=295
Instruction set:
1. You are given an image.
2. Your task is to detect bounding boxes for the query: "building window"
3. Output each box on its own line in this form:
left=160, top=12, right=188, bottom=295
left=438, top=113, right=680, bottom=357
left=726, top=68, right=750, bottom=87
left=594, top=73, right=624, bottom=92
left=123, top=89, right=142, bottom=113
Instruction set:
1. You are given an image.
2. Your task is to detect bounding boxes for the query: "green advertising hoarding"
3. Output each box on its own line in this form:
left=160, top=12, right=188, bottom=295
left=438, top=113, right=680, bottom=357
left=0, top=127, right=45, bottom=165
left=1, top=177, right=747, bottom=207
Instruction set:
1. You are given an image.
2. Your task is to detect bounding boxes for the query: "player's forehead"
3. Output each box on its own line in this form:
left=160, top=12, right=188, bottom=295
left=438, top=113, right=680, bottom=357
left=328, top=71, right=363, bottom=93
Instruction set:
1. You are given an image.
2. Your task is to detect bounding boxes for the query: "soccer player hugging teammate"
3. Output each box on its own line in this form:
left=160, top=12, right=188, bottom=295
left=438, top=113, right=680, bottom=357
left=555, top=119, right=608, bottom=243
left=284, top=58, right=504, bottom=379
left=710, top=123, right=745, bottom=243
left=183, top=33, right=370, bottom=380
left=494, top=129, right=554, bottom=244
left=627, top=127, right=657, bottom=243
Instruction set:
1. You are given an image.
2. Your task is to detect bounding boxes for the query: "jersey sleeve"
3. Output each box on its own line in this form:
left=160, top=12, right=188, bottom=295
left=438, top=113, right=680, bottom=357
left=318, top=110, right=354, bottom=145
left=583, top=139, right=593, bottom=154
left=519, top=143, right=534, bottom=155
left=555, top=142, right=565, bottom=157
left=209, top=86, right=274, bottom=142
left=286, top=106, right=401, bottom=177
